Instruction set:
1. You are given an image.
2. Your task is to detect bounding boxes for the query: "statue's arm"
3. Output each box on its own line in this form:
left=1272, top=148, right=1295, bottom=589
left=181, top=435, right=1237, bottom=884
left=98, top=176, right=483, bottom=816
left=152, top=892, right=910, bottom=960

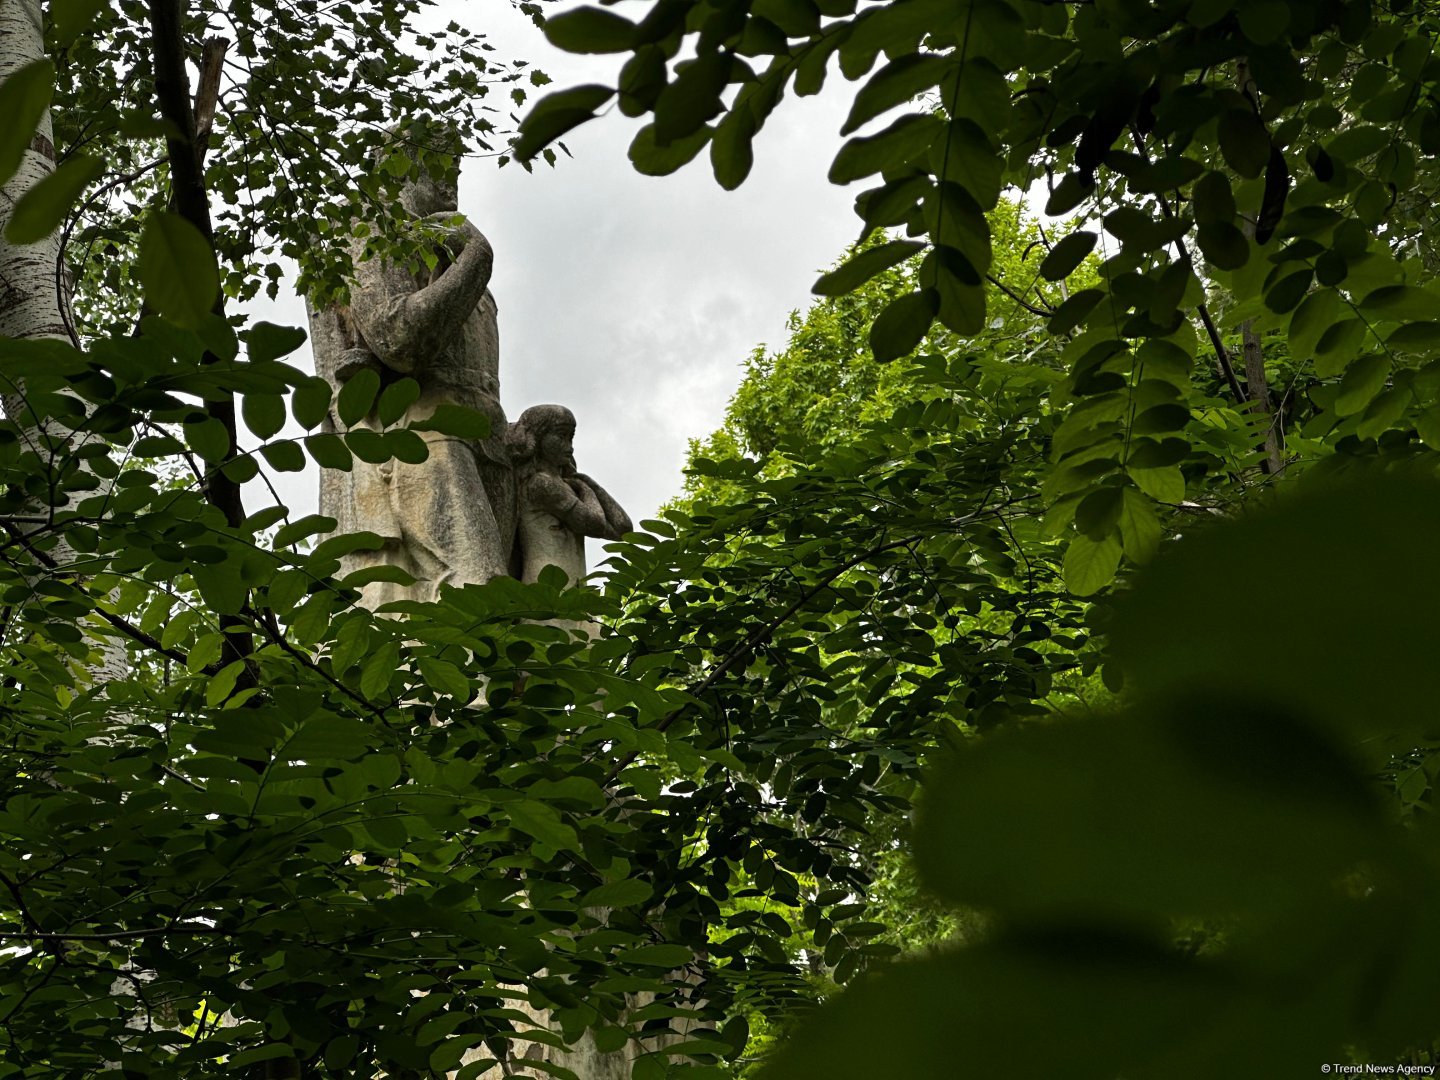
left=349, top=222, right=494, bottom=373
left=528, top=474, right=610, bottom=537
left=571, top=473, right=632, bottom=539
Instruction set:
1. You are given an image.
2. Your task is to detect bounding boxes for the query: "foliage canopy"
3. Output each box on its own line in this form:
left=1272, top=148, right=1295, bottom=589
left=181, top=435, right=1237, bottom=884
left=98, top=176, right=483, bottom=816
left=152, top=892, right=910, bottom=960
left=6, top=0, right=1440, bottom=1076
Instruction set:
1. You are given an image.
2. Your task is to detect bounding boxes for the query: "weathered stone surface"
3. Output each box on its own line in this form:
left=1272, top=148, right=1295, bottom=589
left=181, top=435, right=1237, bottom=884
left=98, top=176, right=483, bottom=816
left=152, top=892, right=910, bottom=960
left=307, top=175, right=513, bottom=607
left=509, top=404, right=633, bottom=587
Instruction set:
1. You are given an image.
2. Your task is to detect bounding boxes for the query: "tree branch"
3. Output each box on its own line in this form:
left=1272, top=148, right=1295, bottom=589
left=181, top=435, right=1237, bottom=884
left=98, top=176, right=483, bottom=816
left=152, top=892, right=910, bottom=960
left=146, top=1, right=246, bottom=533
left=1193, top=295, right=1250, bottom=405
left=193, top=37, right=229, bottom=162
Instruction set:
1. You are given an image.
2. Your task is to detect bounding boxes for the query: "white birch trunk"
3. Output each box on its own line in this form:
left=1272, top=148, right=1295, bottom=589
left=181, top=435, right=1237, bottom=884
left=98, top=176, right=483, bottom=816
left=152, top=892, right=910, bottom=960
left=0, top=0, right=127, bottom=686
left=0, top=0, right=66, bottom=350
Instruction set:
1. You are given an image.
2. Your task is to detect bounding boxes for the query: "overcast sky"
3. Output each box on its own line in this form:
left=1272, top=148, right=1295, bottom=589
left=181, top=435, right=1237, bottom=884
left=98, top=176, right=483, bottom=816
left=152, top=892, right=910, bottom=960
left=243, top=1, right=858, bottom=534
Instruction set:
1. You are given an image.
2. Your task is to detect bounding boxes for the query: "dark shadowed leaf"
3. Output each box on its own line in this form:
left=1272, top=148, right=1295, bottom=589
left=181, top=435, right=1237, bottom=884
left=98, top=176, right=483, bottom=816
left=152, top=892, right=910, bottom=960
left=4, top=154, right=103, bottom=244
left=0, top=60, right=53, bottom=189
left=813, top=240, right=924, bottom=297
left=869, top=289, right=938, bottom=362
left=137, top=211, right=220, bottom=327
left=1039, top=231, right=1097, bottom=281
left=514, top=85, right=615, bottom=161
left=544, top=6, right=638, bottom=53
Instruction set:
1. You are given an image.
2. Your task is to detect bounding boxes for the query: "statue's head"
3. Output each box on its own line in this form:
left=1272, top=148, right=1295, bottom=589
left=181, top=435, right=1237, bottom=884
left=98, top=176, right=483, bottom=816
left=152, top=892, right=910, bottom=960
left=379, top=118, right=464, bottom=216
left=510, top=404, right=578, bottom=477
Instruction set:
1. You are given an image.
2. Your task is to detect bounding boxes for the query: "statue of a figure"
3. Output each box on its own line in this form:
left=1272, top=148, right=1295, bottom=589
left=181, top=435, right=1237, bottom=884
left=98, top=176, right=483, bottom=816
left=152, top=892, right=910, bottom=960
left=306, top=161, right=514, bottom=606
left=508, top=405, right=632, bottom=586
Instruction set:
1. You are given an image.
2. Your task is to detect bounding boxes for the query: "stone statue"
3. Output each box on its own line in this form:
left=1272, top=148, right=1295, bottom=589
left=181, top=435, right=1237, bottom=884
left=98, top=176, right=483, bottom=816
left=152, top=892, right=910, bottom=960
left=508, top=404, right=632, bottom=586
left=306, top=160, right=514, bottom=607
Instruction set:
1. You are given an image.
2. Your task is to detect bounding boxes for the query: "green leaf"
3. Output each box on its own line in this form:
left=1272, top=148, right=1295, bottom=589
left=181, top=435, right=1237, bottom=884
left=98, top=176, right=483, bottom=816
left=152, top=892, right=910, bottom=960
left=933, top=247, right=985, bottom=335
left=411, top=403, right=491, bottom=440
left=272, top=515, right=336, bottom=550
left=1117, top=488, right=1162, bottom=563
left=1238, top=0, right=1289, bottom=44
left=711, top=104, right=756, bottom=191
left=508, top=799, right=580, bottom=852
left=4, top=155, right=103, bottom=244
left=1263, top=269, right=1311, bottom=314
left=630, top=123, right=711, bottom=176
left=515, top=85, right=615, bottom=161
left=654, top=52, right=730, bottom=143
left=754, top=0, right=821, bottom=37
left=1288, top=288, right=1339, bottom=361
left=1063, top=531, right=1122, bottom=596
left=337, top=368, right=381, bottom=427
left=1073, top=486, right=1122, bottom=539
left=1356, top=387, right=1409, bottom=442
left=416, top=656, right=470, bottom=701
left=927, top=182, right=990, bottom=273
left=543, top=7, right=637, bottom=53
left=1415, top=403, right=1440, bottom=448
left=1039, top=231, right=1097, bottom=282
left=1313, top=319, right=1367, bottom=378
left=384, top=428, right=429, bottom=464
left=1045, top=172, right=1092, bottom=216
left=579, top=879, right=655, bottom=909
left=247, top=322, right=307, bottom=364
left=0, top=60, right=54, bottom=189
left=814, top=240, right=925, bottom=297
left=304, top=433, right=353, bottom=471
left=184, top=417, right=231, bottom=464
left=191, top=563, right=246, bottom=616
left=1127, top=155, right=1204, bottom=194
left=930, top=119, right=1003, bottom=209
left=376, top=378, right=420, bottom=427
left=361, top=641, right=402, bottom=699
left=914, top=702, right=1381, bottom=922
left=1049, top=289, right=1105, bottom=336
left=138, top=211, right=220, bottom=327
left=284, top=714, right=377, bottom=760
left=1111, top=472, right=1440, bottom=751
left=1386, top=322, right=1440, bottom=353
left=830, top=113, right=941, bottom=185
left=292, top=377, right=332, bottom=429
left=870, top=290, right=938, bottom=362
left=1360, top=285, right=1440, bottom=324
left=843, top=53, right=949, bottom=135
left=592, top=1027, right=629, bottom=1055
left=1190, top=170, right=1236, bottom=224
left=228, top=1044, right=297, bottom=1068
left=346, top=427, right=391, bottom=464
left=1217, top=109, right=1270, bottom=179
left=1128, top=464, right=1184, bottom=503
left=260, top=440, right=306, bottom=472
left=619, top=943, right=693, bottom=967
left=344, top=563, right=415, bottom=593
left=242, top=393, right=287, bottom=440
left=52, top=0, right=111, bottom=44
left=1195, top=221, right=1248, bottom=270
left=1333, top=354, right=1390, bottom=417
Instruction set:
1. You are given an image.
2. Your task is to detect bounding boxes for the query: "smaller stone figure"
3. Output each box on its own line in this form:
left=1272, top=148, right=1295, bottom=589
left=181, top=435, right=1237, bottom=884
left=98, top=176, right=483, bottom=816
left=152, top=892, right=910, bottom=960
left=508, top=405, right=632, bottom=586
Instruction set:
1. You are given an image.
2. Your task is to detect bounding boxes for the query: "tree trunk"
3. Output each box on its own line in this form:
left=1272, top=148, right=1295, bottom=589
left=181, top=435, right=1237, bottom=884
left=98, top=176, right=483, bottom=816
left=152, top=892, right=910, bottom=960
left=0, top=0, right=69, bottom=354
left=0, top=0, right=127, bottom=684
left=1235, top=56, right=1285, bottom=477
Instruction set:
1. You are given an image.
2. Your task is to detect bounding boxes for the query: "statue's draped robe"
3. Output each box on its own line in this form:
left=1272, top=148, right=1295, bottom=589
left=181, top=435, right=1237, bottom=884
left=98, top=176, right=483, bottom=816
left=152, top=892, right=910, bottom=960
left=307, top=237, right=516, bottom=607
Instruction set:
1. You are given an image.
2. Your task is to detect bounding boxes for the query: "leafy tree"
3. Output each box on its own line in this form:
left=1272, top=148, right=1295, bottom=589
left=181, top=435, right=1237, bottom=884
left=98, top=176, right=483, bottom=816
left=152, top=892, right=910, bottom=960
left=521, top=0, right=1440, bottom=1074
left=0, top=1, right=939, bottom=1076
